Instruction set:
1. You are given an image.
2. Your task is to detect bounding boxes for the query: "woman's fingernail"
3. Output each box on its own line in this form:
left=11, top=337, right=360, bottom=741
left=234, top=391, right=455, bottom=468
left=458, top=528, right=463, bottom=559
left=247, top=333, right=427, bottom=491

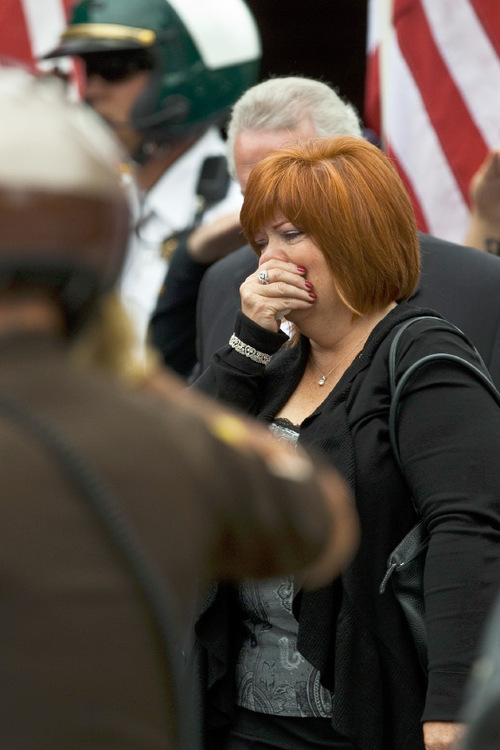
left=308, top=292, right=317, bottom=299
left=297, top=266, right=306, bottom=273
left=304, top=281, right=313, bottom=289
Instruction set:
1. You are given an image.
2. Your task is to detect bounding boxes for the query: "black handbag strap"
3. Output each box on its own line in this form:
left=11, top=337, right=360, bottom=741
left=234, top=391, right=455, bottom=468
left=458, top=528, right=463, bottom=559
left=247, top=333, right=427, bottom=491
left=388, top=316, right=500, bottom=476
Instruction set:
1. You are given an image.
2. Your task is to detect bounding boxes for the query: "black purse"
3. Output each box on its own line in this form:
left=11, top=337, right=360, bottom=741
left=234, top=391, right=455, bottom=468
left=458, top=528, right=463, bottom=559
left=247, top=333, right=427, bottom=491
left=379, top=316, right=500, bottom=673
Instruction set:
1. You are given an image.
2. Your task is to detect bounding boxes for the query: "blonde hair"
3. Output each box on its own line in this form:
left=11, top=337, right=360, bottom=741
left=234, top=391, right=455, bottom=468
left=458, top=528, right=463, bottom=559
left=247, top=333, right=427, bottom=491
left=71, top=292, right=159, bottom=386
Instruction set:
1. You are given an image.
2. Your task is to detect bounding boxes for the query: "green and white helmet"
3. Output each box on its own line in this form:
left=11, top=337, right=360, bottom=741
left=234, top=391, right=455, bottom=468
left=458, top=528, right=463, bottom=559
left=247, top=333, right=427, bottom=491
left=45, top=0, right=262, bottom=146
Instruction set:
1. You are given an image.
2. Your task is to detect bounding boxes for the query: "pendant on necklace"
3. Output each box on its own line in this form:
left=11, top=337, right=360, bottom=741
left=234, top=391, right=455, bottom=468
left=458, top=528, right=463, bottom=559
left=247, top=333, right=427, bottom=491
left=318, top=376, right=326, bottom=386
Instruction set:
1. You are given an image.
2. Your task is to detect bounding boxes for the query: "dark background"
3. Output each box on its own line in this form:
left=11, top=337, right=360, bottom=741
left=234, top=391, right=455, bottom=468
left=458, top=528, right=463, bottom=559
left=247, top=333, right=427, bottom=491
left=245, top=0, right=369, bottom=121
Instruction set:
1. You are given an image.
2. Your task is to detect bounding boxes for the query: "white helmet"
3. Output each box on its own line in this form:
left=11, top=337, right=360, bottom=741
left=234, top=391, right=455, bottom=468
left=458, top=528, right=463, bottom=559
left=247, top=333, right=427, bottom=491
left=0, top=67, right=130, bottom=333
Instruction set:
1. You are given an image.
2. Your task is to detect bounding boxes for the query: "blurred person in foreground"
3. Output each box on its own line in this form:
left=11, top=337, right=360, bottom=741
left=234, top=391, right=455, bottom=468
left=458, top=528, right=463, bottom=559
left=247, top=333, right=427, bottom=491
left=193, top=136, right=500, bottom=750
left=152, top=77, right=500, bottom=386
left=0, top=67, right=358, bottom=750
left=44, top=0, right=261, bottom=368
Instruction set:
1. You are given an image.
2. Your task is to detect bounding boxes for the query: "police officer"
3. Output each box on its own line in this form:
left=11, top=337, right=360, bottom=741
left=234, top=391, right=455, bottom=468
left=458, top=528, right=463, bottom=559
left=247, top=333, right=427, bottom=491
left=45, top=0, right=261, bottom=367
left=0, top=66, right=356, bottom=750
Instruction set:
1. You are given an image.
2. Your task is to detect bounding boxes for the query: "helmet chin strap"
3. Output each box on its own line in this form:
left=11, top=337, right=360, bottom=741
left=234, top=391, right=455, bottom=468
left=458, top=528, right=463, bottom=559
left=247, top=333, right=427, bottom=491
left=105, top=95, right=190, bottom=132
left=133, top=95, right=191, bottom=130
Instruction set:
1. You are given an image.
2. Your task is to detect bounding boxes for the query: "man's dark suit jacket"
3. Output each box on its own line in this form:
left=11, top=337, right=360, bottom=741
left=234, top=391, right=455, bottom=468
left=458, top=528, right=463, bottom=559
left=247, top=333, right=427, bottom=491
left=195, top=234, right=500, bottom=386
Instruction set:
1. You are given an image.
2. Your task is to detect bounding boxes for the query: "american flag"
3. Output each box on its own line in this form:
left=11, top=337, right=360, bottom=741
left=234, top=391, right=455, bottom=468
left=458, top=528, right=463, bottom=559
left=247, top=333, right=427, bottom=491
left=0, top=0, right=77, bottom=78
left=364, top=0, right=500, bottom=244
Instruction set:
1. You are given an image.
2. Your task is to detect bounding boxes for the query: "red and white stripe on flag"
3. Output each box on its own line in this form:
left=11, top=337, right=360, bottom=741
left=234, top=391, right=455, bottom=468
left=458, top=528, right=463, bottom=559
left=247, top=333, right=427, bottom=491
left=0, top=0, right=76, bottom=77
left=364, top=0, right=500, bottom=243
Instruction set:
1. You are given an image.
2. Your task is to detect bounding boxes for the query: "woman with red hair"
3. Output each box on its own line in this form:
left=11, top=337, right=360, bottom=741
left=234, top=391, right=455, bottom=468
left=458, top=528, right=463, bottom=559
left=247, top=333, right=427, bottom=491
left=194, top=136, right=500, bottom=750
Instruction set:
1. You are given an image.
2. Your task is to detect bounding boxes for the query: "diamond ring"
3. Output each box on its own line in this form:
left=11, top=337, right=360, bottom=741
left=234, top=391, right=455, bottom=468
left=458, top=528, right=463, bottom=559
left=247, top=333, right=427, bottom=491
left=257, top=269, right=269, bottom=284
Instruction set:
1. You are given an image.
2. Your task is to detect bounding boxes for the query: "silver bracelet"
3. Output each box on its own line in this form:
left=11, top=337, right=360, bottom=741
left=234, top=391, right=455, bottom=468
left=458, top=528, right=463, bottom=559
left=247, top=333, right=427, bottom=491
left=229, top=333, right=271, bottom=365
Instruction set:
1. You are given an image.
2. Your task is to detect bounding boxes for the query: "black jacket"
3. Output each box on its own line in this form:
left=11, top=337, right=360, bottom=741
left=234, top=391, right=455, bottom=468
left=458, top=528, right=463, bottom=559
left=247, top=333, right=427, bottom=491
left=194, top=303, right=500, bottom=750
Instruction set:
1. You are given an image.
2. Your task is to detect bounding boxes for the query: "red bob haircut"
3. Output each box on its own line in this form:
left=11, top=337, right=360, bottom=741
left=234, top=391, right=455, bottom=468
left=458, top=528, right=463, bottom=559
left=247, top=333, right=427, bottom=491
left=239, top=136, right=421, bottom=316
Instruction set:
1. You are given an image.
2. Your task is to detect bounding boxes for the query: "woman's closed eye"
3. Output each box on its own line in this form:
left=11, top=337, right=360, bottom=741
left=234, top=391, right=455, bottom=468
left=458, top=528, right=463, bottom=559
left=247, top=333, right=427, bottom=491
left=282, top=230, right=304, bottom=242
left=252, top=228, right=305, bottom=253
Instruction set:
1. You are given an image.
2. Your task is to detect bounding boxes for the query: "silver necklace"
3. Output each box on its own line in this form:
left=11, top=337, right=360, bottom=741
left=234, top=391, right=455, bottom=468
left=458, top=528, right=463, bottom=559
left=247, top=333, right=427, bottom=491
left=308, top=332, right=369, bottom=386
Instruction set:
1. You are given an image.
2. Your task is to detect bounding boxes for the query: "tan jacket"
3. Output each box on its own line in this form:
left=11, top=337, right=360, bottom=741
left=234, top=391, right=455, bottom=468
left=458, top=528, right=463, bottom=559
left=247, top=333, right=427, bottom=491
left=0, top=332, right=351, bottom=750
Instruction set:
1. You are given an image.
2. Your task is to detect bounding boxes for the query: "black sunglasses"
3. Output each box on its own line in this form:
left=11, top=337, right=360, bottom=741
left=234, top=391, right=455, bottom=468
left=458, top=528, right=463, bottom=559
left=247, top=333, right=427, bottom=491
left=81, top=49, right=155, bottom=83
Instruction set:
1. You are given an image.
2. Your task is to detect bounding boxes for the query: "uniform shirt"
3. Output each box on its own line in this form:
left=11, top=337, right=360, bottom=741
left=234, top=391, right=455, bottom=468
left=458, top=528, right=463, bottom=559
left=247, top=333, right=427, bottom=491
left=119, top=127, right=242, bottom=359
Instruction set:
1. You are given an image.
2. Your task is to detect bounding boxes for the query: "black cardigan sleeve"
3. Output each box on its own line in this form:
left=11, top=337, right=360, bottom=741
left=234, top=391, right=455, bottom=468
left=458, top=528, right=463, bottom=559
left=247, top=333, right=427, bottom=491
left=393, top=320, right=500, bottom=721
left=193, top=311, right=289, bottom=415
